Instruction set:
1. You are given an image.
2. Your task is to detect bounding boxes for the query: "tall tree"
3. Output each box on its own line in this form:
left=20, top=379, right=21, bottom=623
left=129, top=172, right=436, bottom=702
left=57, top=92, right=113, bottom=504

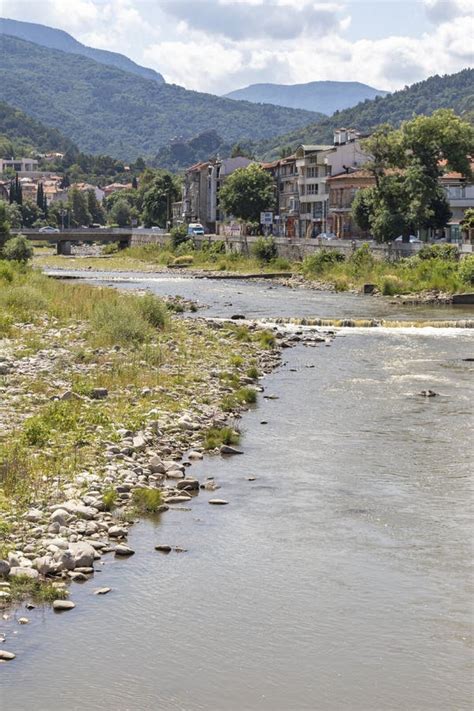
left=353, top=110, right=474, bottom=242
left=110, top=199, right=132, bottom=227
left=87, top=189, right=106, bottom=224
left=141, top=173, right=180, bottom=227
left=0, top=200, right=11, bottom=252
left=36, top=182, right=44, bottom=210
left=68, top=187, right=92, bottom=227
left=219, top=163, right=275, bottom=222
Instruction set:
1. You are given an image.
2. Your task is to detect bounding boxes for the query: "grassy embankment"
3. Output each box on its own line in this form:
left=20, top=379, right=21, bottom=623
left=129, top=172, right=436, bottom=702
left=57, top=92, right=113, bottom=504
left=34, top=241, right=474, bottom=295
left=299, top=244, right=474, bottom=295
left=0, top=261, right=275, bottom=553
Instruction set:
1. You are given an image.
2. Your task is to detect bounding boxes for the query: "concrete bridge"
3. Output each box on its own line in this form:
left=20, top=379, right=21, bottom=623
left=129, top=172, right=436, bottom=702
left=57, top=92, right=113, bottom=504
left=16, top=228, right=133, bottom=254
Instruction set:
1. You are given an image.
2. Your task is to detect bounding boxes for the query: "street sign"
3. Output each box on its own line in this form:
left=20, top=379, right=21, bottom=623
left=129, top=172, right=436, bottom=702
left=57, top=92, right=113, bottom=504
left=260, top=211, right=273, bottom=225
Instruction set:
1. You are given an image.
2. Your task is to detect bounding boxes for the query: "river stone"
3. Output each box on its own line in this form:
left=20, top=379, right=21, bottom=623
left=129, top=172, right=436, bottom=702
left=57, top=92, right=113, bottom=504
left=165, top=495, right=191, bottom=504
left=188, top=451, right=203, bottom=460
left=94, top=587, right=111, bottom=595
left=208, top=499, right=229, bottom=505
left=108, top=525, right=127, bottom=538
left=75, top=505, right=98, bottom=520
left=176, top=478, right=199, bottom=491
left=155, top=545, right=172, bottom=553
left=0, top=650, right=16, bottom=660
left=0, top=591, right=11, bottom=600
left=132, top=435, right=146, bottom=451
left=53, top=600, right=75, bottom=611
left=25, top=508, right=43, bottom=523
left=50, top=509, right=69, bottom=526
left=9, top=567, right=39, bottom=579
left=114, top=545, right=135, bottom=556
left=68, top=541, right=95, bottom=568
left=148, top=456, right=166, bottom=474
left=0, top=560, right=10, bottom=576
left=18, top=617, right=29, bottom=625
left=220, top=445, right=243, bottom=455
left=90, top=388, right=108, bottom=399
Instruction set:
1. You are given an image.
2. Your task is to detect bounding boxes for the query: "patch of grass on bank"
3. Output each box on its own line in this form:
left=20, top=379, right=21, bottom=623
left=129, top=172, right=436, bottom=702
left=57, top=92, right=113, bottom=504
left=204, top=426, right=240, bottom=450
left=132, top=488, right=163, bottom=513
left=8, top=574, right=68, bottom=603
left=301, top=244, right=473, bottom=294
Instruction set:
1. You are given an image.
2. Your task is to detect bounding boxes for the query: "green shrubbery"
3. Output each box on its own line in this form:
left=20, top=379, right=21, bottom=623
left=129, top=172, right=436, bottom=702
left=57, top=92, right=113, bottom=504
left=459, top=255, right=474, bottom=285
left=252, top=236, right=277, bottom=263
left=90, top=293, right=167, bottom=345
left=418, top=244, right=458, bottom=261
left=302, top=249, right=345, bottom=276
left=2, top=236, right=33, bottom=263
left=132, top=487, right=163, bottom=513
left=204, top=426, right=240, bottom=450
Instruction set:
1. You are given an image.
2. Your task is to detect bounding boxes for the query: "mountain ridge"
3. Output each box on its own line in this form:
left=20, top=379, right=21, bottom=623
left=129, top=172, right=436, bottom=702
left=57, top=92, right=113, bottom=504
left=224, top=80, right=388, bottom=115
left=0, top=17, right=165, bottom=84
left=0, top=34, right=323, bottom=162
left=250, top=69, right=474, bottom=159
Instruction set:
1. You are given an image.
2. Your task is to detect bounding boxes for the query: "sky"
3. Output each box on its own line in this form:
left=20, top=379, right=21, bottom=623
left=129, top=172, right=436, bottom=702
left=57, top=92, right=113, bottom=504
left=3, top=0, right=473, bottom=95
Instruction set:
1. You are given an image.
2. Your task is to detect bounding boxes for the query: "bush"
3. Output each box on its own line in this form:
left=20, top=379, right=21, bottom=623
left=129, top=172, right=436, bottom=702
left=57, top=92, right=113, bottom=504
left=103, top=242, right=119, bottom=255
left=381, top=275, right=405, bottom=295
left=302, top=250, right=345, bottom=276
left=0, top=285, right=47, bottom=321
left=136, top=293, right=168, bottom=329
left=170, top=225, right=189, bottom=249
left=418, top=244, right=458, bottom=261
left=271, top=256, right=291, bottom=270
left=236, top=387, right=257, bottom=404
left=132, top=487, right=163, bottom=513
left=349, top=243, right=375, bottom=274
left=258, top=330, right=276, bottom=349
left=2, top=236, right=33, bottom=263
left=102, top=488, right=117, bottom=511
left=204, top=426, right=240, bottom=450
left=246, top=365, right=259, bottom=379
left=91, top=299, right=151, bottom=345
left=252, top=236, right=277, bottom=263
left=459, top=255, right=474, bottom=285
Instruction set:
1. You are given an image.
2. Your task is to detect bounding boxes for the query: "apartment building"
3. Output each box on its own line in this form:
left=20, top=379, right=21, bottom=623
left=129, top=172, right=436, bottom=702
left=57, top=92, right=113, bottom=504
left=182, top=156, right=251, bottom=232
left=0, top=157, right=39, bottom=173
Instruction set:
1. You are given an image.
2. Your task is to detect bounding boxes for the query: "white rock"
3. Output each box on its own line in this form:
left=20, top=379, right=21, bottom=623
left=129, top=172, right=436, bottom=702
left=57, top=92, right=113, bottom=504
left=9, top=567, right=39, bottom=579
left=68, top=541, right=95, bottom=568
left=53, top=600, right=75, bottom=611
left=25, top=509, right=43, bottom=523
left=0, top=650, right=16, bottom=660
left=208, top=499, right=229, bottom=505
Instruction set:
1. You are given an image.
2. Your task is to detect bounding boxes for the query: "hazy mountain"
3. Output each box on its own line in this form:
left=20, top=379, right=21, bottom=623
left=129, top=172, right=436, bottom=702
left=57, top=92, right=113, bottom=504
left=224, top=81, right=388, bottom=115
left=251, top=69, right=474, bottom=160
left=0, top=35, right=323, bottom=161
left=0, top=17, right=165, bottom=84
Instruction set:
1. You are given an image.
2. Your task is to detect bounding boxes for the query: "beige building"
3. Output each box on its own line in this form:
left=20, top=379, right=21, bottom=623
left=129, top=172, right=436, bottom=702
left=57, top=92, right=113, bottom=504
left=0, top=157, right=39, bottom=173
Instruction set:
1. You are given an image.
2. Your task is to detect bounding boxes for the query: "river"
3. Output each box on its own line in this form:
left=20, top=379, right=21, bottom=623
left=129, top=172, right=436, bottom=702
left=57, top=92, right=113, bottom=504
left=1, top=274, right=473, bottom=711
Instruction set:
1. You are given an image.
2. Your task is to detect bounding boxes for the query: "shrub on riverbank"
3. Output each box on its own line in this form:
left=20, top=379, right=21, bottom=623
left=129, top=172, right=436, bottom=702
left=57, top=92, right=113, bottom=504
left=204, top=426, right=240, bottom=450
left=132, top=487, right=163, bottom=513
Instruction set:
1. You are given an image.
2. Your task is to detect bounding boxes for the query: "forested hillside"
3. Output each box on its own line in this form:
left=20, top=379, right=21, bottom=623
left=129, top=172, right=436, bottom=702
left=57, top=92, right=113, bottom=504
left=0, top=35, right=322, bottom=161
left=252, top=69, right=474, bottom=159
left=0, top=100, right=76, bottom=158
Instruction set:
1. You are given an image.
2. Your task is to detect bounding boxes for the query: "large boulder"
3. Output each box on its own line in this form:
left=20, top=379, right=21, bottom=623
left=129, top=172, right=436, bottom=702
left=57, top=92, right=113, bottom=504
left=9, top=567, right=39, bottom=579
left=0, top=560, right=11, bottom=576
left=68, top=541, right=96, bottom=568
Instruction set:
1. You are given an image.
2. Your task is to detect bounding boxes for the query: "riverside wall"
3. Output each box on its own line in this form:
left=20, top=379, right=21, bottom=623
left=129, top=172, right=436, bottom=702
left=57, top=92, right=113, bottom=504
left=129, top=231, right=429, bottom=261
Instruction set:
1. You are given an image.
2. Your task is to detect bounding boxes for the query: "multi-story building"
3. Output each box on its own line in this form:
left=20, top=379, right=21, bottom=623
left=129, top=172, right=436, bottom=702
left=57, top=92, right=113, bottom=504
left=261, top=129, right=368, bottom=238
left=327, top=169, right=373, bottom=239
left=440, top=162, right=474, bottom=241
left=0, top=157, right=39, bottom=174
left=182, top=156, right=251, bottom=232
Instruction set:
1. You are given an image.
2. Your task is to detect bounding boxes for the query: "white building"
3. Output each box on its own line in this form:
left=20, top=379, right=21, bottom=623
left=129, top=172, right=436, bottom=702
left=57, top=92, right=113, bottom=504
left=0, top=157, right=39, bottom=173
left=295, top=129, right=369, bottom=237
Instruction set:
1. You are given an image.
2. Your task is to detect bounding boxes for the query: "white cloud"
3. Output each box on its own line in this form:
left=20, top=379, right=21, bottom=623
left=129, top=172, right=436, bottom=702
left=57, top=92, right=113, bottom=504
left=3, top=0, right=473, bottom=93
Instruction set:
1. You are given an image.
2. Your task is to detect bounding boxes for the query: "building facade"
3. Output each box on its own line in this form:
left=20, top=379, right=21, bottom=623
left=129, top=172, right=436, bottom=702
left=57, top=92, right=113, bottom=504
left=182, top=156, right=251, bottom=232
left=0, top=158, right=39, bottom=173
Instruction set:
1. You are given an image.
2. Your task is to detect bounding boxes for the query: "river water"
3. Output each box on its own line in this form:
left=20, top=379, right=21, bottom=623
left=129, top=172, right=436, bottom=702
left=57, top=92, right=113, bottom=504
left=1, top=274, right=473, bottom=711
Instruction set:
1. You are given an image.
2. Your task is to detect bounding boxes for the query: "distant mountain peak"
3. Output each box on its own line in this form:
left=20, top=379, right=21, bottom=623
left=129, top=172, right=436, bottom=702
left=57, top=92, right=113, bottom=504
left=0, top=17, right=165, bottom=84
left=224, top=80, right=388, bottom=115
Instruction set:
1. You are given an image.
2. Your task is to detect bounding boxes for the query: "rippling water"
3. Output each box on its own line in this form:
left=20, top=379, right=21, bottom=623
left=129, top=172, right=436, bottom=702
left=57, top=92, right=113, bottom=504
left=1, top=276, right=473, bottom=710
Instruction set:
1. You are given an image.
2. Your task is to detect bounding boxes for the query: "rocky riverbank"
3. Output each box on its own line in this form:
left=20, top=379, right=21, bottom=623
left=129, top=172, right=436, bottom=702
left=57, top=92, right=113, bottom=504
left=0, top=285, right=335, bottom=659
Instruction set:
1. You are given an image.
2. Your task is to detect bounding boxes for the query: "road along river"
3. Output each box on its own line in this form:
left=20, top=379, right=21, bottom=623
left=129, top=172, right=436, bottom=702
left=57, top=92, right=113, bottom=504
left=1, top=273, right=473, bottom=711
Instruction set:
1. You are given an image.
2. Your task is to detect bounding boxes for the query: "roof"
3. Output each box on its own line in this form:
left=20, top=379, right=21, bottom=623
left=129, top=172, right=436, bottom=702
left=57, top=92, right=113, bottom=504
left=296, top=144, right=333, bottom=153
left=327, top=169, right=373, bottom=181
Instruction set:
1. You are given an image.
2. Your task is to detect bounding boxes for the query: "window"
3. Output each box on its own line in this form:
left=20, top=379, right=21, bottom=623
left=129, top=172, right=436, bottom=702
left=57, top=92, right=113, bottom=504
left=307, top=166, right=318, bottom=178
left=306, top=184, right=319, bottom=195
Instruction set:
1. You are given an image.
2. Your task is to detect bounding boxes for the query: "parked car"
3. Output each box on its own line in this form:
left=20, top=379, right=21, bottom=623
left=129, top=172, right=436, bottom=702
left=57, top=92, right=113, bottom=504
left=39, top=225, right=60, bottom=233
left=187, top=222, right=205, bottom=236
left=317, top=232, right=337, bottom=240
left=394, top=235, right=422, bottom=244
